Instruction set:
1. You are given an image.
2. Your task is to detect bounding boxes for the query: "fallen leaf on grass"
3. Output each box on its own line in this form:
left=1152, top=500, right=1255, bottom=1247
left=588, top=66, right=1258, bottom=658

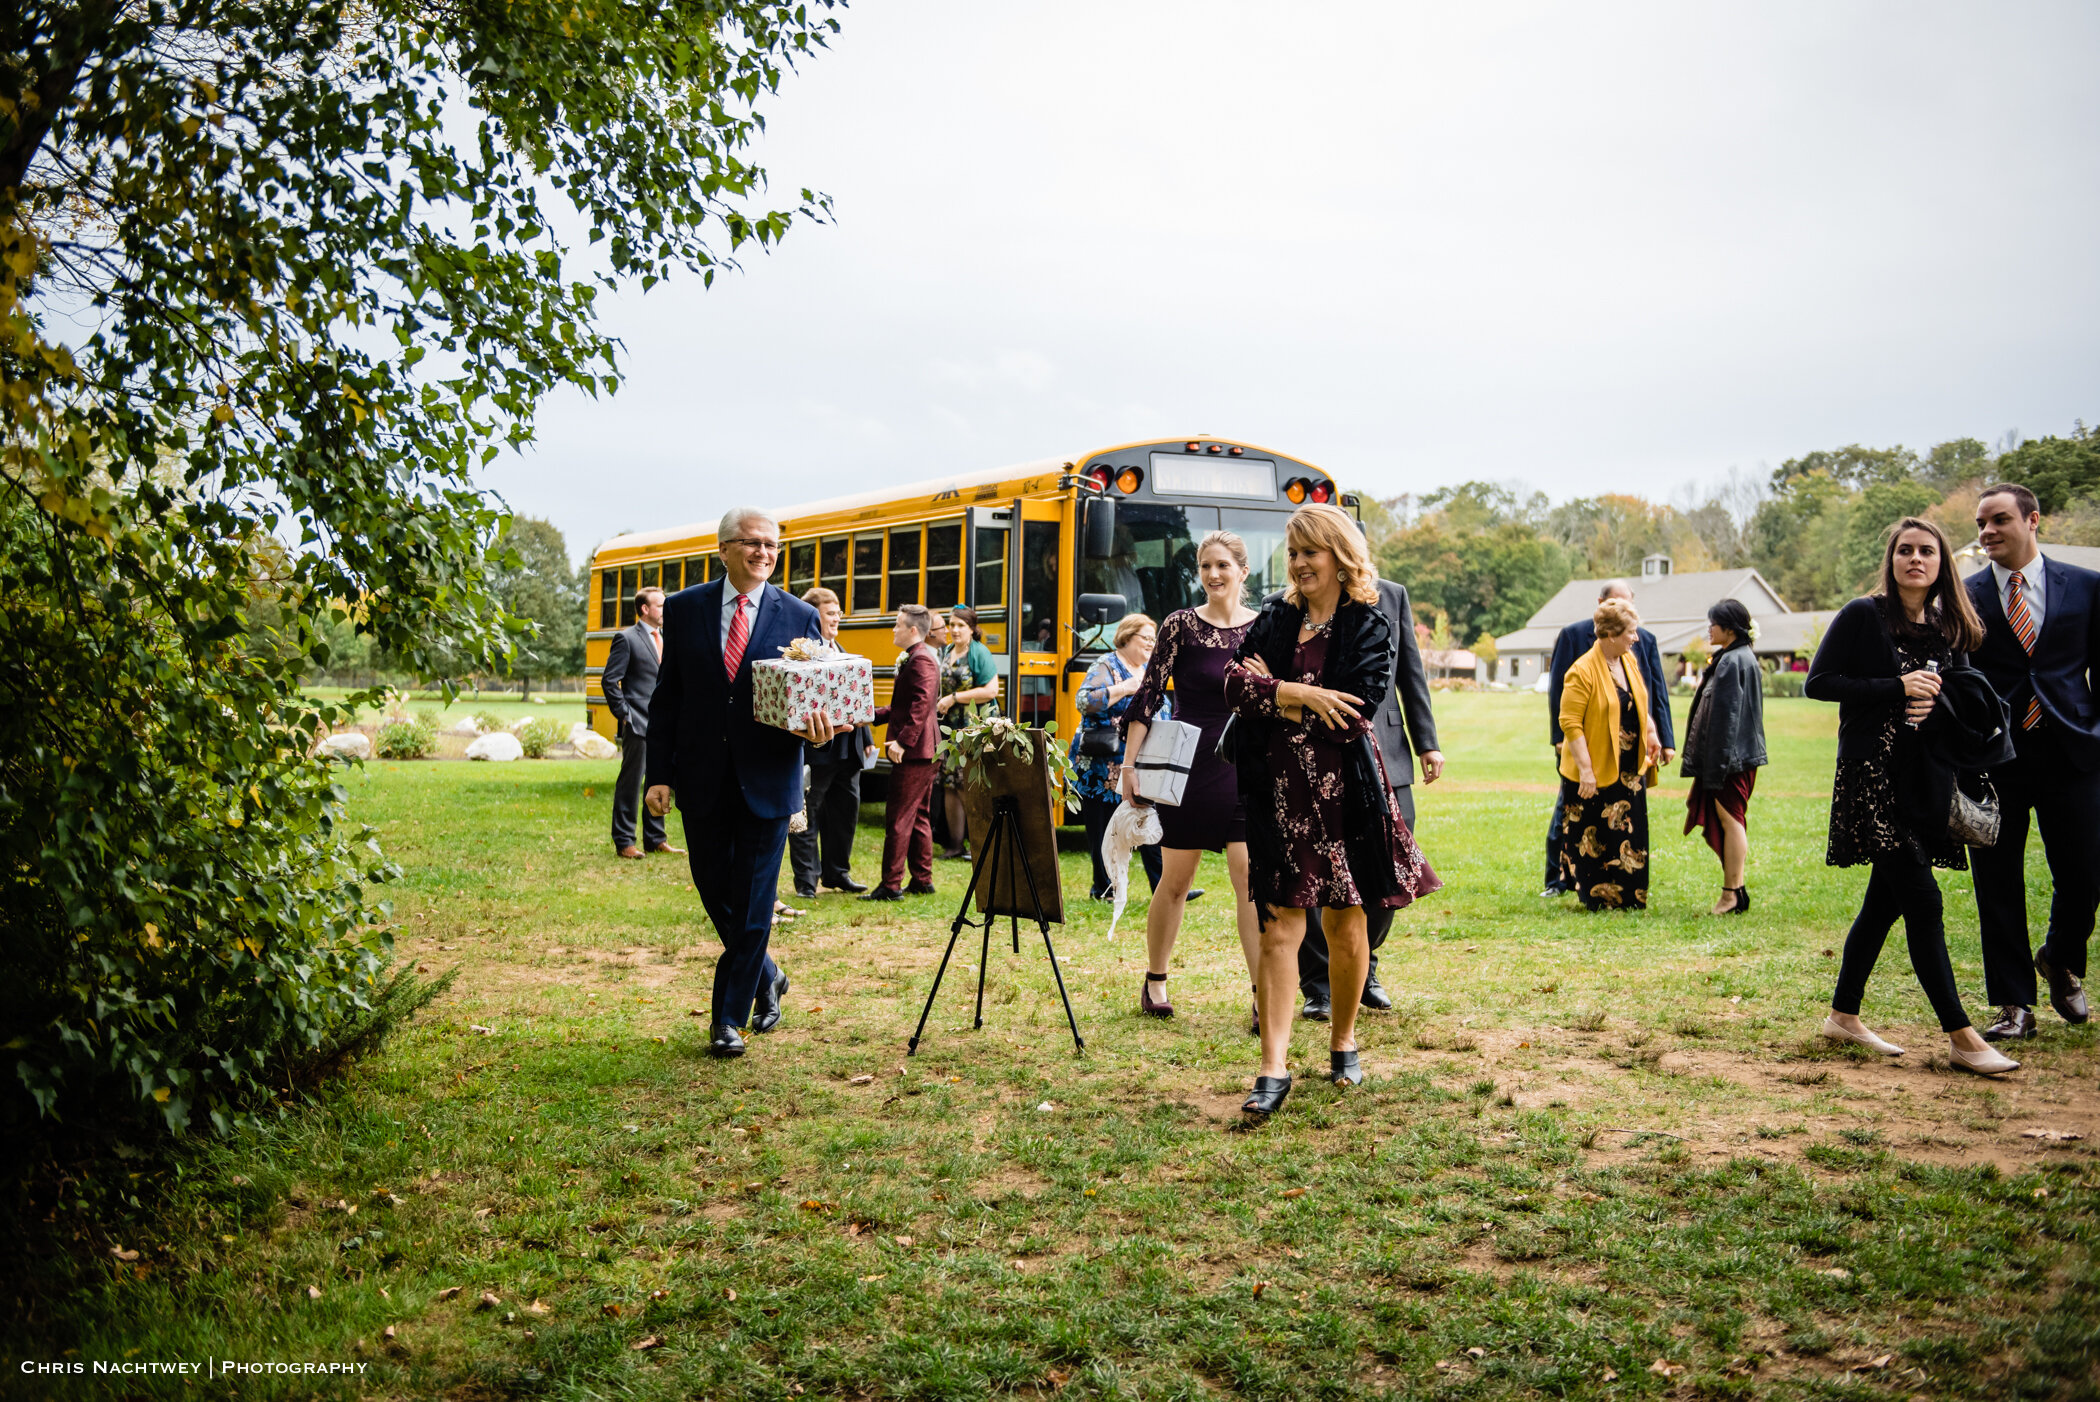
left=109, top=1247, right=140, bottom=1263
left=603, top=1303, right=622, bottom=1317
left=2021, top=1128, right=2085, bottom=1141
left=1856, top=1354, right=1893, bottom=1371
left=435, top=1286, right=463, bottom=1301
left=688, top=1008, right=705, bottom=1017
left=894, top=1235, right=914, bottom=1247
left=1821, top=1267, right=1852, bottom=1279
left=473, top=1207, right=493, bottom=1219
left=469, top=1024, right=494, bottom=1035
left=848, top=1074, right=875, bottom=1086
left=382, top=1325, right=396, bottom=1341
left=1600, top=1368, right=1617, bottom=1381
left=630, top=1335, right=663, bottom=1351
left=1648, top=1359, right=1684, bottom=1378
left=1466, top=1347, right=1486, bottom=1359
left=858, top=1273, right=887, bottom=1283
left=1046, top=1367, right=1071, bottom=1388
left=1279, top=1188, right=1306, bottom=1199
left=723, top=1288, right=737, bottom=1302
left=307, top=1285, right=323, bottom=1300
left=476, top=1292, right=501, bottom=1311
left=1252, top=1281, right=1271, bottom=1298
left=1035, top=1101, right=1054, bottom=1112
left=649, top=1289, right=668, bottom=1301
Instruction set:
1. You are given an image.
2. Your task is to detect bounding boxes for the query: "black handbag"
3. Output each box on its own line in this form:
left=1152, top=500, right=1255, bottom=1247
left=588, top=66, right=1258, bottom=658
left=1077, top=724, right=1119, bottom=759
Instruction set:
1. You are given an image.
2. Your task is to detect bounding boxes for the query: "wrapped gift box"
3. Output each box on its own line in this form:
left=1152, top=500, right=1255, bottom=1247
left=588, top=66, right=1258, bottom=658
left=1131, top=717, right=1201, bottom=806
left=751, top=643, right=876, bottom=732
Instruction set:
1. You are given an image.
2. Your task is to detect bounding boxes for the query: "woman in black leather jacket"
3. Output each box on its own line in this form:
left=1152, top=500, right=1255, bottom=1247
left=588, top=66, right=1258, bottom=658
left=1679, top=598, right=1768, bottom=914
left=1224, top=504, right=1441, bottom=1122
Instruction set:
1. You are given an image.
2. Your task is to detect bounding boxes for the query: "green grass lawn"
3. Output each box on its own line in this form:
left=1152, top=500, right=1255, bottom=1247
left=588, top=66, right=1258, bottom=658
left=7, top=694, right=2096, bottom=1399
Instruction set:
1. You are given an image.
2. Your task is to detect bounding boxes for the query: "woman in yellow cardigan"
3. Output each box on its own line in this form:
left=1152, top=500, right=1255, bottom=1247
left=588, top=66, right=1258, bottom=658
left=1557, top=597, right=1665, bottom=910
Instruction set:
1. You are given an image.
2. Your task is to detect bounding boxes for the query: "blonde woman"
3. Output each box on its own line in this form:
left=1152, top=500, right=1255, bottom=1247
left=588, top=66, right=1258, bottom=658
left=1224, top=504, right=1442, bottom=1121
left=1122, top=532, right=1260, bottom=1021
left=1556, top=597, right=1663, bottom=911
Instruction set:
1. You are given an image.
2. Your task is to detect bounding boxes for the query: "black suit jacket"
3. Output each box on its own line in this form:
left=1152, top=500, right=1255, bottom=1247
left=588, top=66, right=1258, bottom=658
left=602, top=622, right=660, bottom=739
left=644, top=579, right=824, bottom=819
left=1965, top=555, right=2100, bottom=772
left=1259, top=579, right=1439, bottom=788
left=1549, top=619, right=1675, bottom=750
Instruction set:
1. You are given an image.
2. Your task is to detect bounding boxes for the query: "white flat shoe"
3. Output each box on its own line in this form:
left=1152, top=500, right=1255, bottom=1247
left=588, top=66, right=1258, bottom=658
left=1949, top=1043, right=2020, bottom=1076
left=1821, top=1016, right=1905, bottom=1056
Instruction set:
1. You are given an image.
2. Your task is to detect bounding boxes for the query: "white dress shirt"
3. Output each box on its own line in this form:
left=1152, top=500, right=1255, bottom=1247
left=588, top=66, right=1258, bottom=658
left=1991, top=554, right=2046, bottom=636
left=720, top=585, right=759, bottom=645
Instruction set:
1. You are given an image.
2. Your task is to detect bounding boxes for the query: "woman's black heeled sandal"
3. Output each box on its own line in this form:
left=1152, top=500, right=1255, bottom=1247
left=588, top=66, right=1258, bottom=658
left=1722, top=885, right=1750, bottom=915
left=1329, top=1047, right=1363, bottom=1086
left=1242, top=1075, right=1291, bottom=1121
left=1140, top=971, right=1173, bottom=1018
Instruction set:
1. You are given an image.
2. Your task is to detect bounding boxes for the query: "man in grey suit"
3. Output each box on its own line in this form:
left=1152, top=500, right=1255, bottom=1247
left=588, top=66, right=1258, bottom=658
left=604, top=586, right=683, bottom=859
left=1297, top=574, right=1444, bottom=1018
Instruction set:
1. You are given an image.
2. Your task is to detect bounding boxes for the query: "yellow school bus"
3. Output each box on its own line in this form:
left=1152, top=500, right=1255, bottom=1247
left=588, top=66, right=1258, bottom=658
left=583, top=435, right=1350, bottom=781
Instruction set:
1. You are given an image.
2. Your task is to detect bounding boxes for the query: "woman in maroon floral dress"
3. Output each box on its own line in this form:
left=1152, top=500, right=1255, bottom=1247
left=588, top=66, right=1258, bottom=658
left=1225, top=504, right=1441, bottom=1121
left=1122, top=532, right=1261, bottom=1023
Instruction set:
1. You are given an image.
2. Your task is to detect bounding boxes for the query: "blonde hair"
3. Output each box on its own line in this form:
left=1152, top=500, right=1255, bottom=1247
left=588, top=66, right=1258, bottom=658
left=1113, top=612, right=1156, bottom=649
left=1593, top=596, right=1638, bottom=639
left=1196, top=530, right=1249, bottom=571
left=1282, top=503, right=1377, bottom=607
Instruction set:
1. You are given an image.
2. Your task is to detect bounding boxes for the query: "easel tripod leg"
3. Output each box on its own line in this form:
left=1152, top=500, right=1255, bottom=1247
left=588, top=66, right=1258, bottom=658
left=909, top=824, right=998, bottom=1055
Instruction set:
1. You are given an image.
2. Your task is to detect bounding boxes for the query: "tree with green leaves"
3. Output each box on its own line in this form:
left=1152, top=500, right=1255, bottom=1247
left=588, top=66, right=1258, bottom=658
left=2, top=0, right=839, bottom=1133
left=1995, top=422, right=2100, bottom=514
left=488, top=516, right=585, bottom=698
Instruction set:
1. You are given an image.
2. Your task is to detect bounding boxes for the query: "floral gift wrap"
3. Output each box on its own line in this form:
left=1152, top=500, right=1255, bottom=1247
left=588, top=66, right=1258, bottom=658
left=750, top=638, right=877, bottom=732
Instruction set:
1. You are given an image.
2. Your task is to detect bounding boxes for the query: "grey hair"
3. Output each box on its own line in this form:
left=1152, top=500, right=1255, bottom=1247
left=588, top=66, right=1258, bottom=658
left=896, top=603, right=935, bottom=640
left=1597, top=579, right=1634, bottom=601
left=717, top=505, right=777, bottom=543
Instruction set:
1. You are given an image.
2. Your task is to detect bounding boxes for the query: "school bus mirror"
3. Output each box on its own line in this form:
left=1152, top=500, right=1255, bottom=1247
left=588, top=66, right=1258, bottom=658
left=1082, top=494, right=1116, bottom=559
left=1077, top=593, right=1128, bottom=628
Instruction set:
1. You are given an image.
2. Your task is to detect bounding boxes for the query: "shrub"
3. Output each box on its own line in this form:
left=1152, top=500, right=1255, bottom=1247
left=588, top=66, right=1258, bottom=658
left=376, top=714, right=439, bottom=760
left=1765, top=670, right=1809, bottom=698
left=472, top=711, right=508, bottom=734
left=518, top=717, right=566, bottom=758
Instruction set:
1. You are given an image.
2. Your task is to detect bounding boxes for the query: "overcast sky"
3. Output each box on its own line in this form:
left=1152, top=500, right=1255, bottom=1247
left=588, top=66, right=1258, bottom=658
left=491, top=1, right=2100, bottom=563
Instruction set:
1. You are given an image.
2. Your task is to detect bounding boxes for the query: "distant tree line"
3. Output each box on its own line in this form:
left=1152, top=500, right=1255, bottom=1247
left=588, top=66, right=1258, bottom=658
left=1372, top=419, right=2100, bottom=657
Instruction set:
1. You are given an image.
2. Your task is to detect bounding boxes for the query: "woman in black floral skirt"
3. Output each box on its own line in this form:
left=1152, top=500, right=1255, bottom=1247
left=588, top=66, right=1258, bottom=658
left=1555, top=596, right=1662, bottom=911
left=1224, top=504, right=1441, bottom=1121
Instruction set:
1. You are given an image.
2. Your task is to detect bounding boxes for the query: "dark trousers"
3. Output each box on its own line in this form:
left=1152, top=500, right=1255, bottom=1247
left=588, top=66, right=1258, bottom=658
left=1968, top=727, right=2098, bottom=1006
left=880, top=759, right=938, bottom=889
left=1543, top=769, right=1571, bottom=892
left=1300, top=784, right=1415, bottom=1001
left=611, top=730, right=666, bottom=850
left=1082, top=793, right=1162, bottom=898
left=681, top=765, right=787, bottom=1029
left=1832, top=853, right=1971, bottom=1033
left=789, top=760, right=862, bottom=893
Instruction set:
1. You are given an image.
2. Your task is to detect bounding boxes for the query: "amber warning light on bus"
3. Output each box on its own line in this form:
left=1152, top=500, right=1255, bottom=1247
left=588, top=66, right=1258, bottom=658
left=1085, top=465, right=1146, bottom=494
left=1283, top=476, right=1332, bottom=505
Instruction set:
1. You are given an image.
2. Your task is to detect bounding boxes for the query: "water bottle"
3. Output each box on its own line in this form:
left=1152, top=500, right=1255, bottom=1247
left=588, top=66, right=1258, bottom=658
left=1907, top=659, right=1940, bottom=729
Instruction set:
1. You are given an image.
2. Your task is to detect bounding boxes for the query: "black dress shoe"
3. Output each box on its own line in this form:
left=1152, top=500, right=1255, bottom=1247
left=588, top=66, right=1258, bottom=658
left=905, top=880, right=937, bottom=896
left=1360, top=977, right=1393, bottom=1012
left=824, top=876, right=869, bottom=894
left=2036, top=952, right=2091, bottom=1024
left=751, top=974, right=789, bottom=1034
left=860, top=885, right=905, bottom=902
left=1242, top=1075, right=1292, bottom=1121
left=1301, top=995, right=1332, bottom=1022
left=708, top=1024, right=746, bottom=1058
left=794, top=886, right=818, bottom=900
left=1329, top=1047, right=1363, bottom=1086
left=1982, top=1004, right=2037, bottom=1042
left=1185, top=888, right=1204, bottom=902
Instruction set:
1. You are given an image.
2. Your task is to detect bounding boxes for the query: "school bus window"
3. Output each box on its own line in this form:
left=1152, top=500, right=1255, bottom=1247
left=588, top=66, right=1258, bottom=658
left=973, top=525, right=1006, bottom=607
left=819, top=536, right=848, bottom=602
left=852, top=533, right=884, bottom=613
left=619, top=566, right=639, bottom=627
left=599, top=569, right=617, bottom=629
left=1020, top=520, right=1059, bottom=652
left=887, top=526, right=921, bottom=610
left=641, top=562, right=661, bottom=593
left=788, top=541, right=815, bottom=596
left=685, top=555, right=708, bottom=589
left=926, top=519, right=962, bottom=609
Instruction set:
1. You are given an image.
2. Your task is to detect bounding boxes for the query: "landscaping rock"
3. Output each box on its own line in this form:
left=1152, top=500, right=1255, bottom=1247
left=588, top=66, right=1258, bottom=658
left=318, top=732, right=371, bottom=760
left=448, top=717, right=482, bottom=735
left=569, top=723, right=617, bottom=759
left=465, top=731, right=523, bottom=762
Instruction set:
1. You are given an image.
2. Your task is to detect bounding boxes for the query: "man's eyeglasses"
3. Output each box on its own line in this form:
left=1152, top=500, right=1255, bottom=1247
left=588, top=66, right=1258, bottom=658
left=723, top=538, right=780, bottom=555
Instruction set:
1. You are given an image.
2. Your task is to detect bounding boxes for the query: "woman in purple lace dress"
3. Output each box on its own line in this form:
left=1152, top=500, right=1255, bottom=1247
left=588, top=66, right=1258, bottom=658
left=1225, top=504, right=1441, bottom=1123
left=1121, top=532, right=1262, bottom=1024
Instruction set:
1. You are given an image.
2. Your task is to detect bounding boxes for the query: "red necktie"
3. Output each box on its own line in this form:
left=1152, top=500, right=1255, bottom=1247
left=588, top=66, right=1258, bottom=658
left=722, top=593, right=750, bottom=680
left=2007, top=571, right=2041, bottom=729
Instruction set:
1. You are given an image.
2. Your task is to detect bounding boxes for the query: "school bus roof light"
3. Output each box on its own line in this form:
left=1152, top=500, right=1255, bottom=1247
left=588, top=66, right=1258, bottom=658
left=1084, top=465, right=1112, bottom=492
left=1283, top=477, right=1309, bottom=504
left=1310, top=481, right=1332, bottom=503
left=1115, top=466, right=1144, bottom=494
left=1229, top=445, right=1245, bottom=455
left=1184, top=441, right=1202, bottom=452
left=1206, top=443, right=1223, bottom=453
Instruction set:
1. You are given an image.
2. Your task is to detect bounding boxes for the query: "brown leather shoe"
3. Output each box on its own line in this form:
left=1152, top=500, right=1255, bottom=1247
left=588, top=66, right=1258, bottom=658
left=615, top=845, right=644, bottom=860
left=1981, top=1004, right=2036, bottom=1042
left=2035, top=952, right=2090, bottom=1024
left=647, top=843, right=686, bottom=856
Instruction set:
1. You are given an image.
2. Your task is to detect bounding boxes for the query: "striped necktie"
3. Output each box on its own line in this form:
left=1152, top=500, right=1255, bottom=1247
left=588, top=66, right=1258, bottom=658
left=2006, top=571, right=2041, bottom=729
left=723, top=593, right=751, bottom=680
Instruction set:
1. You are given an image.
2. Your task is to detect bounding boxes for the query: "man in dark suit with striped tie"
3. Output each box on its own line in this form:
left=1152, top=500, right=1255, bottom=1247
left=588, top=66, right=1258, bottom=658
left=645, top=507, right=835, bottom=1059
left=1964, top=483, right=2096, bottom=1042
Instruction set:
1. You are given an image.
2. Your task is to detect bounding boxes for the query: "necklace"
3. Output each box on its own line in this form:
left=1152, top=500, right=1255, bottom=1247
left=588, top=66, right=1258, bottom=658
left=1301, top=613, right=1334, bottom=637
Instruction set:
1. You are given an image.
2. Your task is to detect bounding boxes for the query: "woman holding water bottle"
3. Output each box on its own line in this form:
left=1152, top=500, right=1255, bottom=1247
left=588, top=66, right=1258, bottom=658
left=1805, top=516, right=2019, bottom=1075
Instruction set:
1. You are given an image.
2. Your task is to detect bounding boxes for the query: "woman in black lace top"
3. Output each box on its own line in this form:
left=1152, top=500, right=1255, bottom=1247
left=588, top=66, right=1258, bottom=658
left=1805, top=516, right=2017, bottom=1076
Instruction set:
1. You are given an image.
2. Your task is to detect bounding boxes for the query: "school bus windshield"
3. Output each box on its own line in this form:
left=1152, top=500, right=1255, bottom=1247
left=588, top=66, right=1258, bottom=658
left=1075, top=504, right=1297, bottom=644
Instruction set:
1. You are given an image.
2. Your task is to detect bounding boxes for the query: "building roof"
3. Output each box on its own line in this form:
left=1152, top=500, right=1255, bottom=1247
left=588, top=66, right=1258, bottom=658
left=1497, top=568, right=1792, bottom=653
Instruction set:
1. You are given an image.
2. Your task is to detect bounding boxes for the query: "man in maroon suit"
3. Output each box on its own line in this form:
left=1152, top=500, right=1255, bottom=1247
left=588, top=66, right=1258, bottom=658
left=863, top=604, right=941, bottom=901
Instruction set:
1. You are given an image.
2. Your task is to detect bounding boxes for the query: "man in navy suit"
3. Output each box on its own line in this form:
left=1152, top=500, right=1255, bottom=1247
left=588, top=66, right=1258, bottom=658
left=1964, top=483, right=2095, bottom=1041
left=1542, top=580, right=1675, bottom=895
left=646, top=506, right=834, bottom=1059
